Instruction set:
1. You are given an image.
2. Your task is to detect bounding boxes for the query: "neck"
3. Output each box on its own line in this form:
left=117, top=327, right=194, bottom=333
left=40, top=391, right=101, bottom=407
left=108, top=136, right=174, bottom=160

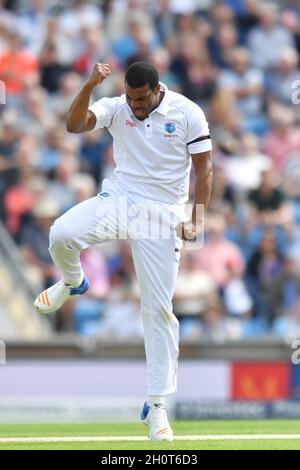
left=151, top=90, right=164, bottom=113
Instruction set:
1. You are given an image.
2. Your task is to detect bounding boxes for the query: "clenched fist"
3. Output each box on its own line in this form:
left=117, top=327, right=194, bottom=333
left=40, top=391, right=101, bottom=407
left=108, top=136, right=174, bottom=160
left=175, top=220, right=203, bottom=241
left=87, top=63, right=111, bottom=88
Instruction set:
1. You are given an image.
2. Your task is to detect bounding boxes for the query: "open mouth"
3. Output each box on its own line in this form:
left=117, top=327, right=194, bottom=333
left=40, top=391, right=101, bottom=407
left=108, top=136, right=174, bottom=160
left=132, top=106, right=145, bottom=114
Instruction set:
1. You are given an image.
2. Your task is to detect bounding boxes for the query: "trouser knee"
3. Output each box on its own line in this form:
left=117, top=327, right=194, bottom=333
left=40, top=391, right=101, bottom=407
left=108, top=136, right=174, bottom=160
left=49, top=218, right=72, bottom=248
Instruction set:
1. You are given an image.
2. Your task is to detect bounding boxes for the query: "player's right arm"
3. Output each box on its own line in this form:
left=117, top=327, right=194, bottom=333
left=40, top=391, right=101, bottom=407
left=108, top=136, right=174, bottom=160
left=66, top=63, right=110, bottom=134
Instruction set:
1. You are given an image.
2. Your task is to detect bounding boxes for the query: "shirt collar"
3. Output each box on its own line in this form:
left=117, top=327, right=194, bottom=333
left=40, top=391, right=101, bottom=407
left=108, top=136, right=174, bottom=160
left=151, top=82, right=169, bottom=116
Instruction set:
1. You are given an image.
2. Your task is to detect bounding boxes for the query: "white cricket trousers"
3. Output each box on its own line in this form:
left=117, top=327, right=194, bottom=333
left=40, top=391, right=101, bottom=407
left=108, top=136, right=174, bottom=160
left=49, top=179, right=184, bottom=396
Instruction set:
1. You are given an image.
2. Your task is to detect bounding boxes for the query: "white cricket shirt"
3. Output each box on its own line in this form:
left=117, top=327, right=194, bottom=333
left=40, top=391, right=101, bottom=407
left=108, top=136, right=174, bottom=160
left=89, top=83, right=211, bottom=204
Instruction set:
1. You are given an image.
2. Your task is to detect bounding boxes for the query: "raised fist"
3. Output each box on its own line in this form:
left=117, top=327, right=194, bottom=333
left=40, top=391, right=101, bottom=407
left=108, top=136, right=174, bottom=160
left=87, top=63, right=111, bottom=87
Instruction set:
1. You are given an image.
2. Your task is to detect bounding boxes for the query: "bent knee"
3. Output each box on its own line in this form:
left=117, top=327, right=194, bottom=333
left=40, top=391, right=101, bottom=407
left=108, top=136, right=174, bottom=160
left=49, top=217, right=73, bottom=246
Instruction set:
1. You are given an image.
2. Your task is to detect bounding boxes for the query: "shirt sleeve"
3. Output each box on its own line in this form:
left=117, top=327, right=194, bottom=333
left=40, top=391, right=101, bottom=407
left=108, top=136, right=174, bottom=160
left=186, top=102, right=212, bottom=154
left=88, top=96, right=122, bottom=130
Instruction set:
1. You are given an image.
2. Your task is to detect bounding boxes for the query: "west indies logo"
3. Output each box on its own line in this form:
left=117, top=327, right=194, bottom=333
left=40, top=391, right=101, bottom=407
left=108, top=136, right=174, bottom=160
left=165, top=121, right=176, bottom=133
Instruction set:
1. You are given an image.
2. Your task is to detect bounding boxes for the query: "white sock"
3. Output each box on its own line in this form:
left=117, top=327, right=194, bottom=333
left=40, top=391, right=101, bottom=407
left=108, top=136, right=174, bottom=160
left=148, top=396, right=165, bottom=406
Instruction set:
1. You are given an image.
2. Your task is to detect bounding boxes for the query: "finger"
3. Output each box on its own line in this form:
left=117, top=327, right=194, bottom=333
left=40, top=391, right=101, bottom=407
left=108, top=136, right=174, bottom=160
left=183, top=228, right=197, bottom=241
left=96, top=65, right=108, bottom=73
left=183, top=234, right=196, bottom=242
left=98, top=64, right=110, bottom=71
left=175, top=224, right=184, bottom=238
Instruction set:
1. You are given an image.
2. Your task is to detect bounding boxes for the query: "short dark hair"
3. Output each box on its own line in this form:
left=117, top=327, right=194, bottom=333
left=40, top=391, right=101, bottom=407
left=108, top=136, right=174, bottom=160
left=125, top=62, right=159, bottom=90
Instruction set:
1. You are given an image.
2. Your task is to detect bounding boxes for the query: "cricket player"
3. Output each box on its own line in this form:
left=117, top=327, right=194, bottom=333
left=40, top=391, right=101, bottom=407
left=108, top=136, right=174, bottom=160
left=34, top=62, right=212, bottom=441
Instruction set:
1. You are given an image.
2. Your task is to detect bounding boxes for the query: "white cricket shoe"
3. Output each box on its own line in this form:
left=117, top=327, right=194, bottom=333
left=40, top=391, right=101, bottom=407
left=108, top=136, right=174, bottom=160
left=33, top=277, right=89, bottom=314
left=141, top=402, right=173, bottom=441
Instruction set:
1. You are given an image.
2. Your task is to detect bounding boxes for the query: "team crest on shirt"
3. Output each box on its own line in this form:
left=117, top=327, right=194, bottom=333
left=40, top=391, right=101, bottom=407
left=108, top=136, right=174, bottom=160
left=165, top=121, right=176, bottom=134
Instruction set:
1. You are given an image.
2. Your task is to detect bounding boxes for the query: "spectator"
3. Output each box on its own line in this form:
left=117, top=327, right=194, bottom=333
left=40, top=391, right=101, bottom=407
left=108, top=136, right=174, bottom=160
left=69, top=172, right=97, bottom=204
left=246, top=227, right=285, bottom=320
left=247, top=2, right=295, bottom=70
left=19, top=86, right=55, bottom=138
left=73, top=26, right=108, bottom=77
left=149, top=47, right=181, bottom=92
left=180, top=297, right=243, bottom=342
left=48, top=156, right=80, bottom=212
left=265, top=254, right=300, bottom=322
left=112, top=12, right=156, bottom=66
left=263, top=104, right=300, bottom=172
left=97, top=285, right=143, bottom=340
left=272, top=298, right=300, bottom=340
left=39, top=42, right=71, bottom=93
left=48, top=71, right=83, bottom=119
left=80, top=130, right=111, bottom=183
left=20, top=196, right=59, bottom=287
left=18, top=0, right=50, bottom=56
left=182, top=56, right=217, bottom=110
left=195, top=213, right=245, bottom=288
left=224, top=133, right=272, bottom=192
left=58, top=0, right=103, bottom=63
left=72, top=248, right=111, bottom=336
left=266, top=47, right=300, bottom=105
left=0, top=116, right=20, bottom=210
left=209, top=24, right=239, bottom=69
left=247, top=167, right=286, bottom=225
left=174, top=251, right=217, bottom=317
left=218, top=47, right=265, bottom=133
left=152, top=0, right=176, bottom=45
left=208, top=163, right=236, bottom=212
left=0, top=31, right=38, bottom=105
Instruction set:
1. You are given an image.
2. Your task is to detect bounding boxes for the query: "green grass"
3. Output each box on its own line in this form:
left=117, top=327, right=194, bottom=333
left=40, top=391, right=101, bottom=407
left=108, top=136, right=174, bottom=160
left=0, top=420, right=300, bottom=450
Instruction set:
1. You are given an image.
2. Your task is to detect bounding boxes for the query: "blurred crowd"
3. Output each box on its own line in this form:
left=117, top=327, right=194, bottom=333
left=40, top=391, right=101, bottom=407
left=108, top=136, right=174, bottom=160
left=1, top=0, right=300, bottom=341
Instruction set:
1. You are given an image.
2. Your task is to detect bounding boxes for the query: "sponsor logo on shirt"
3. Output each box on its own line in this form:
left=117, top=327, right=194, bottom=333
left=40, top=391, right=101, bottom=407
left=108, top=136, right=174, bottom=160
left=126, top=119, right=136, bottom=128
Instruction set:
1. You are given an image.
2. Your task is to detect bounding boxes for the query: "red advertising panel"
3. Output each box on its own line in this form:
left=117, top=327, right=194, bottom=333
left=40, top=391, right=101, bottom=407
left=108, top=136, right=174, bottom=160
left=231, top=362, right=290, bottom=400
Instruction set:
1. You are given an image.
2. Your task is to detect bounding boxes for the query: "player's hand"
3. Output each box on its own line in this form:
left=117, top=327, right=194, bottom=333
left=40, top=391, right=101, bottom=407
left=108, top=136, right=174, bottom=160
left=175, top=220, right=203, bottom=241
left=87, top=63, right=111, bottom=88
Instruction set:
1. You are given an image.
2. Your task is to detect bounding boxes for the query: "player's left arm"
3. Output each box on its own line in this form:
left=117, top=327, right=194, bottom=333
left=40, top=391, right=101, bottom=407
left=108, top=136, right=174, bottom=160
left=176, top=150, right=212, bottom=241
left=175, top=102, right=213, bottom=241
left=191, top=149, right=213, bottom=219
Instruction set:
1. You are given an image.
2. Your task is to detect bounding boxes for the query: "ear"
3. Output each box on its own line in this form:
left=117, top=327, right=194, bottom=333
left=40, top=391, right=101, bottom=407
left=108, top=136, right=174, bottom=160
left=154, top=84, right=160, bottom=94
